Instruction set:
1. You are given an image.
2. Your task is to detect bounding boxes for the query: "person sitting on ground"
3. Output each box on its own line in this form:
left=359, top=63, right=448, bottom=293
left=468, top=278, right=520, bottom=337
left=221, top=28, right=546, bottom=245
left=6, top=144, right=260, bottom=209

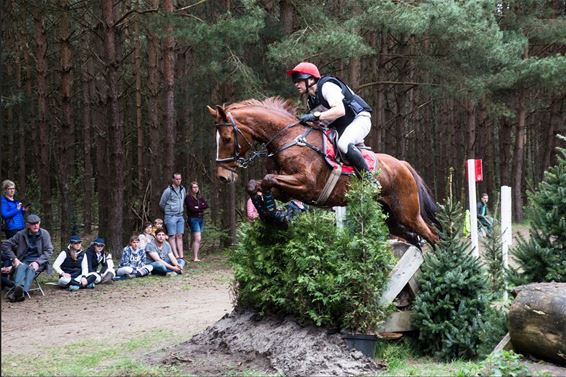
left=152, top=218, right=168, bottom=240
left=116, top=235, right=153, bottom=279
left=138, top=222, right=154, bottom=250
left=1, top=214, right=53, bottom=302
left=145, top=228, right=185, bottom=276
left=53, top=235, right=96, bottom=291
left=1, top=249, right=14, bottom=290
left=477, top=193, right=493, bottom=235
left=85, top=237, right=115, bottom=284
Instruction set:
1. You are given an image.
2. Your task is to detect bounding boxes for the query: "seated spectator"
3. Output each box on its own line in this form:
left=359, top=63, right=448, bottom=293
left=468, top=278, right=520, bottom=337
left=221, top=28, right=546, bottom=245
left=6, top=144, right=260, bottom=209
left=1, top=249, right=14, bottom=290
left=53, top=235, right=96, bottom=291
left=1, top=214, right=53, bottom=302
left=145, top=228, right=185, bottom=276
left=85, top=237, right=115, bottom=284
left=116, top=235, right=153, bottom=279
left=138, top=222, right=154, bottom=250
left=1, top=179, right=28, bottom=239
left=152, top=218, right=168, bottom=240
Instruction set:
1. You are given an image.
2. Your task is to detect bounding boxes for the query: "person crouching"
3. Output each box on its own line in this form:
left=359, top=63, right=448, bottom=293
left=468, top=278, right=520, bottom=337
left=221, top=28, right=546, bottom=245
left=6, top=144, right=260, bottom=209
left=53, top=235, right=96, bottom=291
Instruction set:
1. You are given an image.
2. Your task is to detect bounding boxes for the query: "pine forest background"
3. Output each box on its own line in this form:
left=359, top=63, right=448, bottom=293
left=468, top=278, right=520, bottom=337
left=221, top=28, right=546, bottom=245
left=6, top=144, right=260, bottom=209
left=1, top=0, right=565, bottom=253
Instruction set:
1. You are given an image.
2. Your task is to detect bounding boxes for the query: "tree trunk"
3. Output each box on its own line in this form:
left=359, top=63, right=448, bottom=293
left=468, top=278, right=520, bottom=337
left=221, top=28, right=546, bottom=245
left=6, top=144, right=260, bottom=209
left=58, top=0, right=74, bottom=244
left=102, top=0, right=125, bottom=251
left=508, top=283, right=566, bottom=366
left=80, top=31, right=94, bottom=233
left=465, top=98, right=477, bottom=159
left=134, top=1, right=144, bottom=191
left=162, top=0, right=176, bottom=177
left=33, top=9, right=52, bottom=227
left=512, top=90, right=526, bottom=221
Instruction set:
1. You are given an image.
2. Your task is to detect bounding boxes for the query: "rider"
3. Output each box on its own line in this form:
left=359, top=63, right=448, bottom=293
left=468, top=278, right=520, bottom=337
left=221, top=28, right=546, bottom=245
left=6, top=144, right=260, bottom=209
left=287, top=62, right=376, bottom=184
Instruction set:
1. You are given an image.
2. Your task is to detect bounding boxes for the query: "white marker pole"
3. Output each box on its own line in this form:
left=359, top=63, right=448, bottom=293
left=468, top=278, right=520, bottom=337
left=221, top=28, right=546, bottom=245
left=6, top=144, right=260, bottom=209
left=501, top=186, right=512, bottom=301
left=467, top=160, right=479, bottom=257
left=334, top=206, right=346, bottom=229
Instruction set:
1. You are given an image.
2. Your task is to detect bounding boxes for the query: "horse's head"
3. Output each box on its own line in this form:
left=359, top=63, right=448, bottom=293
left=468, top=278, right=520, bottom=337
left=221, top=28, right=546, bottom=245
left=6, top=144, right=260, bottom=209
left=207, top=104, right=253, bottom=183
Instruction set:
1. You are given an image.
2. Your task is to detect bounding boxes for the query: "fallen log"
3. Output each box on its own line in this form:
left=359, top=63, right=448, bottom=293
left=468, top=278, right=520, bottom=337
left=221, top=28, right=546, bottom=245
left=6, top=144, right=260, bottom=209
left=508, top=282, right=566, bottom=366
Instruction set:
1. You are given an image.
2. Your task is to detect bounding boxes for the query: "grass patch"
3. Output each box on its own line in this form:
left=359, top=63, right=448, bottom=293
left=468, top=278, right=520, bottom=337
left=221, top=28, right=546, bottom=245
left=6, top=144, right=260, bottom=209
left=375, top=342, right=482, bottom=377
left=1, top=330, right=185, bottom=377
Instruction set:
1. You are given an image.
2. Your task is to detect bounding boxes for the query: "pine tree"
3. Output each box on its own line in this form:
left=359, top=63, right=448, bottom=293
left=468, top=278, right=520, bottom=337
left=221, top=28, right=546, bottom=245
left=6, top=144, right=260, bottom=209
left=510, top=135, right=566, bottom=284
left=481, top=225, right=506, bottom=296
left=412, top=199, right=490, bottom=361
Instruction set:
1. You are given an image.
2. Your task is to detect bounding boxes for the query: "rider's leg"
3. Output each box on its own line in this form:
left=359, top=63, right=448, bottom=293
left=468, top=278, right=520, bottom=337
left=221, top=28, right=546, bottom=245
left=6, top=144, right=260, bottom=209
left=338, top=115, right=379, bottom=187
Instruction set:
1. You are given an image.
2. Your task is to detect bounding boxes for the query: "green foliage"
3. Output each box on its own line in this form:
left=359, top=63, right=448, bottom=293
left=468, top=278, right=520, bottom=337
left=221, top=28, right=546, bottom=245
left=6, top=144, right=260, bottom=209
left=477, top=305, right=508, bottom=358
left=480, top=224, right=507, bottom=296
left=479, top=351, right=530, bottom=377
left=510, top=136, right=566, bottom=284
left=231, top=178, right=394, bottom=332
left=412, top=199, right=491, bottom=361
left=375, top=341, right=414, bottom=370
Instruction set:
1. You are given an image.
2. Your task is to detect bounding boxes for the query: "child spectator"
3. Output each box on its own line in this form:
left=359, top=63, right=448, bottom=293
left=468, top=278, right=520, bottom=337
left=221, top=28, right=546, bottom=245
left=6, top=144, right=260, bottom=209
left=53, top=235, right=96, bottom=291
left=138, top=222, right=154, bottom=250
left=116, top=235, right=153, bottom=279
left=85, top=237, right=115, bottom=284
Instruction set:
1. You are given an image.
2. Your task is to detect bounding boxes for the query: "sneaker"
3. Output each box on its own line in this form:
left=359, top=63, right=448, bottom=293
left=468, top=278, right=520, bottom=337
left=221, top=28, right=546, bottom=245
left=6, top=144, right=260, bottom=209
left=68, top=284, right=80, bottom=291
left=100, top=273, right=114, bottom=284
left=86, top=283, right=95, bottom=289
left=14, top=285, right=25, bottom=302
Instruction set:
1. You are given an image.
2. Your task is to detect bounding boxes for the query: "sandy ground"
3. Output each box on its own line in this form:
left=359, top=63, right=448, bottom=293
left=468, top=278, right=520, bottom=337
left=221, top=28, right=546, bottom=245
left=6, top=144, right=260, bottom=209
left=1, top=256, right=234, bottom=358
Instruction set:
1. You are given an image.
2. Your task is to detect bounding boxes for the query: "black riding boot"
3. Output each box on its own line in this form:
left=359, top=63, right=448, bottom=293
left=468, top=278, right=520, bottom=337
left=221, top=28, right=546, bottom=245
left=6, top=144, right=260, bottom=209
left=346, top=143, right=381, bottom=189
left=262, top=191, right=289, bottom=228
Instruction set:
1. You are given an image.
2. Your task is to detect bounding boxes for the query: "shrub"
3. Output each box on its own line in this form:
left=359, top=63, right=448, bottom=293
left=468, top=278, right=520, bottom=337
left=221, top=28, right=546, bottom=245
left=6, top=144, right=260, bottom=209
left=412, top=199, right=491, bottom=361
left=230, top=178, right=395, bottom=332
left=479, top=351, right=530, bottom=377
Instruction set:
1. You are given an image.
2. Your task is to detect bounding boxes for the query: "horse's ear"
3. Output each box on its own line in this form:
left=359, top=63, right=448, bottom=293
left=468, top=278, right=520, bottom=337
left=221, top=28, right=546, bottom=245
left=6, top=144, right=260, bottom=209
left=215, top=105, right=227, bottom=120
left=207, top=105, right=218, bottom=118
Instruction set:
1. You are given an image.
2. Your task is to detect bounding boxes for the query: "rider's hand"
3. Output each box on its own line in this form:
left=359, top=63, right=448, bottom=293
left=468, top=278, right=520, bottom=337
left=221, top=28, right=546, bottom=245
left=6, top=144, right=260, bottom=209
left=298, top=113, right=319, bottom=123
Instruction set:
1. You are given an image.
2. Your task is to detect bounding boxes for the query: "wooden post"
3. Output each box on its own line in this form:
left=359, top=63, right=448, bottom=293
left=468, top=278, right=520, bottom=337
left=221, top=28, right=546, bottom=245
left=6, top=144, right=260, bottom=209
left=467, top=159, right=479, bottom=257
left=501, top=185, right=512, bottom=301
left=334, top=206, right=346, bottom=229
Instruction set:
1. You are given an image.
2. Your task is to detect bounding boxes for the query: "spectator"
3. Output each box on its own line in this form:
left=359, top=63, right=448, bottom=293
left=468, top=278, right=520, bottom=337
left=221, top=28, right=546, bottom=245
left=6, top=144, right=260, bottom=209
left=246, top=197, right=260, bottom=221
left=1, top=249, right=14, bottom=290
left=185, top=181, right=208, bottom=262
left=145, top=228, right=185, bottom=276
left=53, top=235, right=96, bottom=291
left=85, top=237, right=115, bottom=284
left=1, top=214, right=53, bottom=302
left=159, top=173, right=186, bottom=260
left=116, top=235, right=153, bottom=279
left=1, top=180, right=28, bottom=239
left=138, top=222, right=154, bottom=250
left=477, top=193, right=493, bottom=235
left=152, top=218, right=167, bottom=240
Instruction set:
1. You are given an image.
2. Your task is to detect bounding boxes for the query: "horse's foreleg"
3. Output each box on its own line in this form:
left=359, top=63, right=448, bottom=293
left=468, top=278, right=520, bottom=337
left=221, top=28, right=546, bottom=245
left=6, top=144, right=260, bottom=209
left=260, top=174, right=308, bottom=199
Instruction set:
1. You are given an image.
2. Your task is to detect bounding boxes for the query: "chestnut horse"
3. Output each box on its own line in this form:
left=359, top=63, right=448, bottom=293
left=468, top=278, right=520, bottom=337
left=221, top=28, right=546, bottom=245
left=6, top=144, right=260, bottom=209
left=207, top=97, right=439, bottom=246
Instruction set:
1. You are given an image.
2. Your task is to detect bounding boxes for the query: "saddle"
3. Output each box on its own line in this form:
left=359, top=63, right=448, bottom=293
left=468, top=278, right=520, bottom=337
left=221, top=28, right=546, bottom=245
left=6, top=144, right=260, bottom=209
left=321, top=129, right=377, bottom=175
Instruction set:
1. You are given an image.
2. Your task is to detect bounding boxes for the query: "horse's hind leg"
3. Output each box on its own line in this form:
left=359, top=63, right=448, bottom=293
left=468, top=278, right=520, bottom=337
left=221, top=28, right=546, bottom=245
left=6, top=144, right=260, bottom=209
left=389, top=193, right=438, bottom=246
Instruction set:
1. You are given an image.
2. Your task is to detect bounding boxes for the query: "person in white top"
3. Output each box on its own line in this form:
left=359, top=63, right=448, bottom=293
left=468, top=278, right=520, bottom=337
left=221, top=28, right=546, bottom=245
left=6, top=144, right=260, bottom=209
left=287, top=62, right=375, bottom=183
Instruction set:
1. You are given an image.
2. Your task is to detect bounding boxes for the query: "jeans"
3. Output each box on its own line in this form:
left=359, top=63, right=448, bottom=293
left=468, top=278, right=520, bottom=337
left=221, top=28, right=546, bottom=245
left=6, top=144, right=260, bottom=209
left=13, top=263, right=38, bottom=292
left=189, top=217, right=204, bottom=233
left=164, top=215, right=185, bottom=235
left=150, top=258, right=186, bottom=275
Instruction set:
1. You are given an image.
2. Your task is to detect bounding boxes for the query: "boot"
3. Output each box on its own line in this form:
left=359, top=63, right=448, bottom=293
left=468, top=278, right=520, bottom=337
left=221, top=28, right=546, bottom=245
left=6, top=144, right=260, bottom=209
left=250, top=193, right=270, bottom=220
left=346, top=143, right=381, bottom=190
left=100, top=272, right=114, bottom=284
left=262, top=192, right=289, bottom=228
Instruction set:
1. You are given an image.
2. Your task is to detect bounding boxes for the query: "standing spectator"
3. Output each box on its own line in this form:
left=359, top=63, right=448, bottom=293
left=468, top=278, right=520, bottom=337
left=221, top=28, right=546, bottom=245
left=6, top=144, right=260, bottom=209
left=185, top=181, right=208, bottom=262
left=1, top=180, right=28, bottom=239
left=53, top=235, right=96, bottom=291
left=116, top=235, right=153, bottom=279
left=138, top=222, right=154, bottom=250
left=159, top=173, right=186, bottom=260
left=85, top=237, right=115, bottom=284
left=477, top=193, right=493, bottom=235
left=145, top=228, right=185, bottom=275
left=1, top=214, right=53, bottom=302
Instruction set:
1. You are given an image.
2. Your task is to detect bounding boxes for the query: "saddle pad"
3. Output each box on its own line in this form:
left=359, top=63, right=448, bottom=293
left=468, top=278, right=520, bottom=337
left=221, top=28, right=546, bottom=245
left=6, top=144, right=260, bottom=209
left=322, top=130, right=377, bottom=175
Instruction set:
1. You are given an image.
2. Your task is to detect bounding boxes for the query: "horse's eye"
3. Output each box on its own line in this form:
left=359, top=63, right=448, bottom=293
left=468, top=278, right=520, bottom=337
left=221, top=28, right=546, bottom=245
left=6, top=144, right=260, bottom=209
left=223, top=137, right=231, bottom=145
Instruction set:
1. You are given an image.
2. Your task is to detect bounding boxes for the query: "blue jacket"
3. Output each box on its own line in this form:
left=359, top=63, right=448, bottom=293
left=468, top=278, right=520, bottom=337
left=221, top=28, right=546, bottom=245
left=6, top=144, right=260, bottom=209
left=1, top=195, right=25, bottom=232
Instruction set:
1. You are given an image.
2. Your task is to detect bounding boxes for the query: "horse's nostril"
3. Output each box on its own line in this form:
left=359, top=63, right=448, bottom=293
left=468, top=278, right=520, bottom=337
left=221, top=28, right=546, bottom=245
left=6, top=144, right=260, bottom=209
left=218, top=176, right=228, bottom=183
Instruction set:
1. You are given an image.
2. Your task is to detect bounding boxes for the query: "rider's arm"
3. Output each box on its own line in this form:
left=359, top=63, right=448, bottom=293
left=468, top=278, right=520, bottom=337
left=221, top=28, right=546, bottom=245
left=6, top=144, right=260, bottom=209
left=318, top=82, right=345, bottom=122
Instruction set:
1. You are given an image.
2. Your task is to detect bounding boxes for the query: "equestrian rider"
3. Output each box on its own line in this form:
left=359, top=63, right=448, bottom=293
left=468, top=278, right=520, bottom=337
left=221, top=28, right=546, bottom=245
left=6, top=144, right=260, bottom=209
left=288, top=62, right=375, bottom=182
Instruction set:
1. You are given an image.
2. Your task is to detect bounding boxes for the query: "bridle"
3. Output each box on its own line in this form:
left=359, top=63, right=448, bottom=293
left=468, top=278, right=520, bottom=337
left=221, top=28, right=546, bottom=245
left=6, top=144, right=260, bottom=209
left=215, top=110, right=320, bottom=170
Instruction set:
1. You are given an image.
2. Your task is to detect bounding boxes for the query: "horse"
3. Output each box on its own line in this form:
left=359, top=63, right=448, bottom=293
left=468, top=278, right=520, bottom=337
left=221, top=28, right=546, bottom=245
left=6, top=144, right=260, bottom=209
left=207, top=97, right=439, bottom=246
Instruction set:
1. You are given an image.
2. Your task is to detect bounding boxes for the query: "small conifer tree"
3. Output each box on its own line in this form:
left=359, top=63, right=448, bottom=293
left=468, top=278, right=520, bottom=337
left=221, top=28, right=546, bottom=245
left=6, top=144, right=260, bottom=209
left=510, top=135, right=566, bottom=284
left=481, top=225, right=506, bottom=296
left=412, top=199, right=490, bottom=361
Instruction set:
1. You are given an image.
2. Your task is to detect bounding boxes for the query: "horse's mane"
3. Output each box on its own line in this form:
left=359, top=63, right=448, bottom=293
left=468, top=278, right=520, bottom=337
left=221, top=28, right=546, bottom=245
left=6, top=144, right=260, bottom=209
left=225, top=96, right=297, bottom=117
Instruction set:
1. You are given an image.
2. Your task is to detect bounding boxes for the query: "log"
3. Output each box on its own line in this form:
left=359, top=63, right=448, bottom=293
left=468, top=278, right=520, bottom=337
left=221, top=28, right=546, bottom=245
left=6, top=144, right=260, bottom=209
left=508, top=282, right=566, bottom=366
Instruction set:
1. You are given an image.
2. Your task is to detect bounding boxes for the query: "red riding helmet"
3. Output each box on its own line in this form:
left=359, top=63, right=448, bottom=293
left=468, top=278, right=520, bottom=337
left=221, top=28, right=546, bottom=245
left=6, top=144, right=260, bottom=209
left=287, top=62, right=321, bottom=82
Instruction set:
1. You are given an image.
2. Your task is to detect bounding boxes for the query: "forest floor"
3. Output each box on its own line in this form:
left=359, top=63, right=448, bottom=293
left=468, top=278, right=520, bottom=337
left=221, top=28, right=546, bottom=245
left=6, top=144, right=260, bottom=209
left=2, top=226, right=565, bottom=376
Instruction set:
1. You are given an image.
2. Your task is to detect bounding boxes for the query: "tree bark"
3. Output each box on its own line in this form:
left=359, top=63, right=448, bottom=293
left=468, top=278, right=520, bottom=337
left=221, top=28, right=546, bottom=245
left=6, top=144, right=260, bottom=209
left=162, top=0, right=176, bottom=178
left=80, top=28, right=94, bottom=234
left=134, top=1, right=144, bottom=191
left=512, top=89, right=526, bottom=221
left=508, top=283, right=566, bottom=366
left=102, top=0, right=125, bottom=251
left=33, top=8, right=52, bottom=227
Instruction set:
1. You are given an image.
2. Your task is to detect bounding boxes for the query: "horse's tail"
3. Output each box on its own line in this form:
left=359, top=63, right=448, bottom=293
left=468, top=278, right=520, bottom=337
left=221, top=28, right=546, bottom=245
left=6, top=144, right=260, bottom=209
left=403, top=161, right=441, bottom=231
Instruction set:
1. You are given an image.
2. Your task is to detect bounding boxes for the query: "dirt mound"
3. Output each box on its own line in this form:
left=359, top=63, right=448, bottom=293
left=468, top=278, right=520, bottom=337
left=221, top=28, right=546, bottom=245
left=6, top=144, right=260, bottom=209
left=152, top=310, right=385, bottom=376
